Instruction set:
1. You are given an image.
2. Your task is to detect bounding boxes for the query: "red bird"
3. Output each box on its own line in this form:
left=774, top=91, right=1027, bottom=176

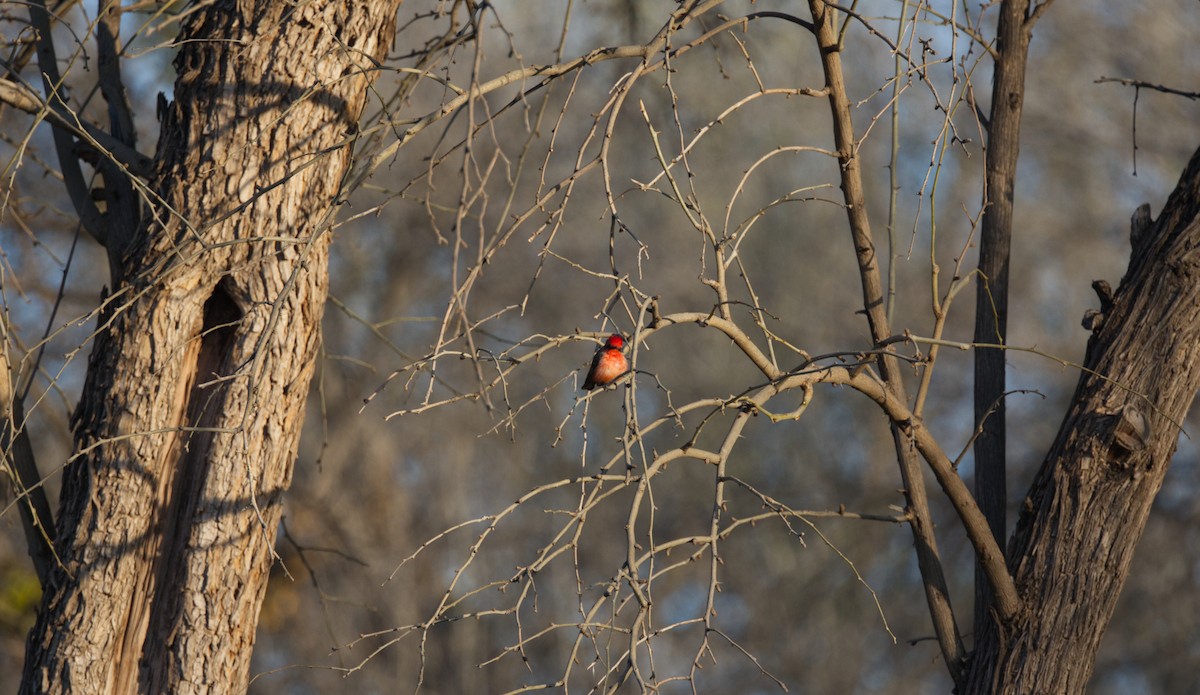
left=582, top=334, right=628, bottom=390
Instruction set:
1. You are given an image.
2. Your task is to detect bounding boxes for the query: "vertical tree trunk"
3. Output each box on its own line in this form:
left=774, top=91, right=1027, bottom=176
left=21, top=2, right=401, bottom=693
left=966, top=146, right=1200, bottom=692
left=972, top=0, right=1031, bottom=643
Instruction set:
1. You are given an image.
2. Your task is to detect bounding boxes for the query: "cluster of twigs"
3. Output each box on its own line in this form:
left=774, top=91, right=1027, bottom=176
left=325, top=2, right=1035, bottom=691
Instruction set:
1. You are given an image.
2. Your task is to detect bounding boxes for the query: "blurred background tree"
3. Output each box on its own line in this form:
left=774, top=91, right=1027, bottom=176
left=2, top=1, right=1199, bottom=693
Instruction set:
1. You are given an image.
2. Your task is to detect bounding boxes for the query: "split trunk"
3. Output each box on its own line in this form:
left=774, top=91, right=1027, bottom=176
left=21, top=2, right=402, bottom=692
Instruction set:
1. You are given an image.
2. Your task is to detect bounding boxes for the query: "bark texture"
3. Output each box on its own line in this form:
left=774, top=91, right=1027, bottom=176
left=21, top=2, right=401, bottom=693
left=965, top=146, right=1200, bottom=692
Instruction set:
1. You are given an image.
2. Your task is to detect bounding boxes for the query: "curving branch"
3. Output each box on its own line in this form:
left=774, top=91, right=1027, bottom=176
left=830, top=368, right=1020, bottom=620
left=720, top=357, right=1022, bottom=623
left=0, top=346, right=56, bottom=587
left=805, top=0, right=993, bottom=684
left=25, top=0, right=105, bottom=241
left=354, top=4, right=818, bottom=186
left=0, top=77, right=153, bottom=175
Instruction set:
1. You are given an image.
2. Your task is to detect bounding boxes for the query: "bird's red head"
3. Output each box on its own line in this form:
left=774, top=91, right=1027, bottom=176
left=604, top=334, right=625, bottom=349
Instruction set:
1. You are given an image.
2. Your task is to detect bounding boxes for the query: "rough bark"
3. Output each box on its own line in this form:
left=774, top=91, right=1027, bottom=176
left=965, top=146, right=1200, bottom=693
left=20, top=2, right=402, bottom=693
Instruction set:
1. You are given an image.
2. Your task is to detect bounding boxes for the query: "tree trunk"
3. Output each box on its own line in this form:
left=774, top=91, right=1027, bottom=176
left=972, top=0, right=1031, bottom=643
left=21, top=2, right=401, bottom=693
left=965, top=145, right=1200, bottom=692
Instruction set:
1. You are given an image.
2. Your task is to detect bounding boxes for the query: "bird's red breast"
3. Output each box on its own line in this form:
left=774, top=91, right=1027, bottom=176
left=583, top=334, right=628, bottom=390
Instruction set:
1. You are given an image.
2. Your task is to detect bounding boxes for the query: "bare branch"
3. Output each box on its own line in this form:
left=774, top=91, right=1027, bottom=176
left=24, top=0, right=106, bottom=241
left=807, top=0, right=966, bottom=682
left=1095, top=75, right=1200, bottom=100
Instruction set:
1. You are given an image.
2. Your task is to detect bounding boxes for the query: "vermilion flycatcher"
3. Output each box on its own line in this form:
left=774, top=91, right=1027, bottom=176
left=582, top=334, right=627, bottom=390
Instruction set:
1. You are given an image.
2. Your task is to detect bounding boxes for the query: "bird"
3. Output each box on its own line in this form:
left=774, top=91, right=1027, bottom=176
left=582, top=334, right=628, bottom=390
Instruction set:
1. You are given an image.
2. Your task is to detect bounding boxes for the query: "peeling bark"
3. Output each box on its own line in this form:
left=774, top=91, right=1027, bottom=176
left=20, top=3, right=402, bottom=693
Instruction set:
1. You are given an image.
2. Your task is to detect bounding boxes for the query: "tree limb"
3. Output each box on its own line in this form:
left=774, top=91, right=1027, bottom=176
left=807, top=0, right=967, bottom=685
left=25, top=0, right=106, bottom=242
left=0, top=342, right=56, bottom=587
left=972, top=0, right=1033, bottom=647
left=964, top=145, right=1200, bottom=695
left=94, top=0, right=142, bottom=260
left=0, top=77, right=153, bottom=176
